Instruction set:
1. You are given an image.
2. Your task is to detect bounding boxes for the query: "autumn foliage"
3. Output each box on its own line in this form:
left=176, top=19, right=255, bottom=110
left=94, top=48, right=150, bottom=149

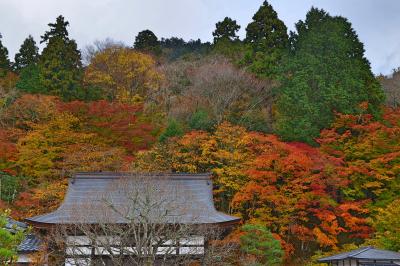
left=84, top=47, right=162, bottom=102
left=135, top=122, right=376, bottom=259
left=2, top=87, right=399, bottom=262
left=0, top=94, right=157, bottom=217
left=2, top=7, right=398, bottom=265
left=233, top=134, right=371, bottom=257
left=59, top=100, right=156, bottom=153
left=318, top=106, right=400, bottom=209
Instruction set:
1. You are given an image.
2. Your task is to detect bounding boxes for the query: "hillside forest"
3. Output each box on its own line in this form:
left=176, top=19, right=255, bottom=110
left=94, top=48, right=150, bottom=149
left=0, top=1, right=399, bottom=265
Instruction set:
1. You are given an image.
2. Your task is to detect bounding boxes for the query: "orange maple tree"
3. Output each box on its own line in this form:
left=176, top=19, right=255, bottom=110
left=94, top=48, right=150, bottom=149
left=135, top=122, right=373, bottom=258
left=232, top=134, right=371, bottom=257
left=318, top=106, right=400, bottom=209
left=59, top=100, right=156, bottom=154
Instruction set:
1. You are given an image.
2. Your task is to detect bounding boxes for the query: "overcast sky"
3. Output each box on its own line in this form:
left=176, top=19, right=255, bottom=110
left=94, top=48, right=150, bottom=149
left=1, top=0, right=399, bottom=75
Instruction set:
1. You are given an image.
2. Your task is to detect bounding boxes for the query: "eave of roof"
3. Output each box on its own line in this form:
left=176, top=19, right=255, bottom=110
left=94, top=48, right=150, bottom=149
left=18, top=234, right=41, bottom=253
left=4, top=219, right=41, bottom=253
left=26, top=172, right=241, bottom=226
left=318, top=247, right=400, bottom=262
left=6, top=218, right=27, bottom=233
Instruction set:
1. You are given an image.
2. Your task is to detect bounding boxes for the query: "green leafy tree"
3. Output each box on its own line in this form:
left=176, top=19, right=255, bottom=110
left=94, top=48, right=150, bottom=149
left=275, top=8, right=384, bottom=144
left=0, top=33, right=11, bottom=74
left=158, top=119, right=184, bottom=143
left=243, top=1, right=288, bottom=78
left=213, top=17, right=240, bottom=43
left=38, top=15, right=83, bottom=101
left=14, top=36, right=43, bottom=93
left=212, top=17, right=244, bottom=60
left=0, top=209, right=26, bottom=265
left=188, top=109, right=214, bottom=131
left=0, top=172, right=23, bottom=203
left=16, top=64, right=46, bottom=94
left=134, top=29, right=161, bottom=55
left=240, top=224, right=284, bottom=265
left=14, top=35, right=39, bottom=72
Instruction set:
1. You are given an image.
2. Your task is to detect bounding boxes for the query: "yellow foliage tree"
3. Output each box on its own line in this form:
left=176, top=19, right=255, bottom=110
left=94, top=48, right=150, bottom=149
left=135, top=122, right=252, bottom=211
left=16, top=113, right=94, bottom=182
left=60, top=143, right=125, bottom=175
left=84, top=46, right=162, bottom=103
left=370, top=199, right=400, bottom=251
left=14, top=179, right=68, bottom=217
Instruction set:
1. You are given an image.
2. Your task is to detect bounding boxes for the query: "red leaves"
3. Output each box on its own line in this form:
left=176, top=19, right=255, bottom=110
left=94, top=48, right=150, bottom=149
left=13, top=180, right=68, bottom=218
left=60, top=100, right=155, bottom=153
left=232, top=129, right=371, bottom=256
left=318, top=107, right=400, bottom=203
left=4, top=94, right=59, bottom=129
left=337, top=201, right=372, bottom=239
left=0, top=129, right=17, bottom=162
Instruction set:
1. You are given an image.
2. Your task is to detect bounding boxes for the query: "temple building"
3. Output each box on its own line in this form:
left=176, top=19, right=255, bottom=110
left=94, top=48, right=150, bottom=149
left=26, top=172, right=240, bottom=265
left=317, top=246, right=400, bottom=266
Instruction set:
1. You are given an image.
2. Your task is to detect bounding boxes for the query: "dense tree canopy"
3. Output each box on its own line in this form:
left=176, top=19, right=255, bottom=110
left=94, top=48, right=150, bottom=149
left=0, top=33, right=11, bottom=73
left=14, top=35, right=39, bottom=72
left=16, top=64, right=45, bottom=94
left=0, top=5, right=399, bottom=265
left=275, top=8, right=385, bottom=144
left=38, top=15, right=83, bottom=101
left=318, top=106, right=400, bottom=209
left=135, top=122, right=373, bottom=260
left=245, top=1, right=288, bottom=50
left=16, top=112, right=94, bottom=182
left=371, top=199, right=400, bottom=251
left=134, top=29, right=161, bottom=55
left=159, top=56, right=273, bottom=132
left=240, top=224, right=284, bottom=265
left=243, top=1, right=288, bottom=78
left=84, top=46, right=162, bottom=102
left=213, top=17, right=240, bottom=43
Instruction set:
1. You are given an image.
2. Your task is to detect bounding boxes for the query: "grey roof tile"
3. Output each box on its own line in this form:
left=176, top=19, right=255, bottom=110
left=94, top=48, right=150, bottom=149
left=318, top=246, right=400, bottom=262
left=6, top=218, right=27, bottom=233
left=4, top=219, right=41, bottom=253
left=26, top=172, right=240, bottom=225
left=18, top=234, right=41, bottom=253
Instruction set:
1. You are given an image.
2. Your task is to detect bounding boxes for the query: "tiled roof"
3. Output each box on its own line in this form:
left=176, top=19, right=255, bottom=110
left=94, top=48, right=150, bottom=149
left=18, top=234, right=41, bottom=253
left=5, top=219, right=41, bottom=253
left=26, top=172, right=240, bottom=225
left=6, top=218, right=27, bottom=233
left=318, top=246, right=400, bottom=262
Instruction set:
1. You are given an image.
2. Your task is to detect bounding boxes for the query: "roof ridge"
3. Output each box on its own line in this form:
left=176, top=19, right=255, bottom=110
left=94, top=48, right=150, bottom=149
left=348, top=246, right=373, bottom=258
left=74, top=171, right=211, bottom=175
left=72, top=172, right=212, bottom=180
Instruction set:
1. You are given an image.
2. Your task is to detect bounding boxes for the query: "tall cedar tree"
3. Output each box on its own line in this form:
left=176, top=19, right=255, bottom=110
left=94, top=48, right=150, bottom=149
left=0, top=33, right=11, bottom=74
left=212, top=17, right=240, bottom=43
left=14, top=35, right=39, bottom=71
left=38, top=15, right=83, bottom=101
left=244, top=1, right=288, bottom=78
left=134, top=30, right=161, bottom=55
left=275, top=8, right=385, bottom=144
left=14, top=35, right=44, bottom=93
